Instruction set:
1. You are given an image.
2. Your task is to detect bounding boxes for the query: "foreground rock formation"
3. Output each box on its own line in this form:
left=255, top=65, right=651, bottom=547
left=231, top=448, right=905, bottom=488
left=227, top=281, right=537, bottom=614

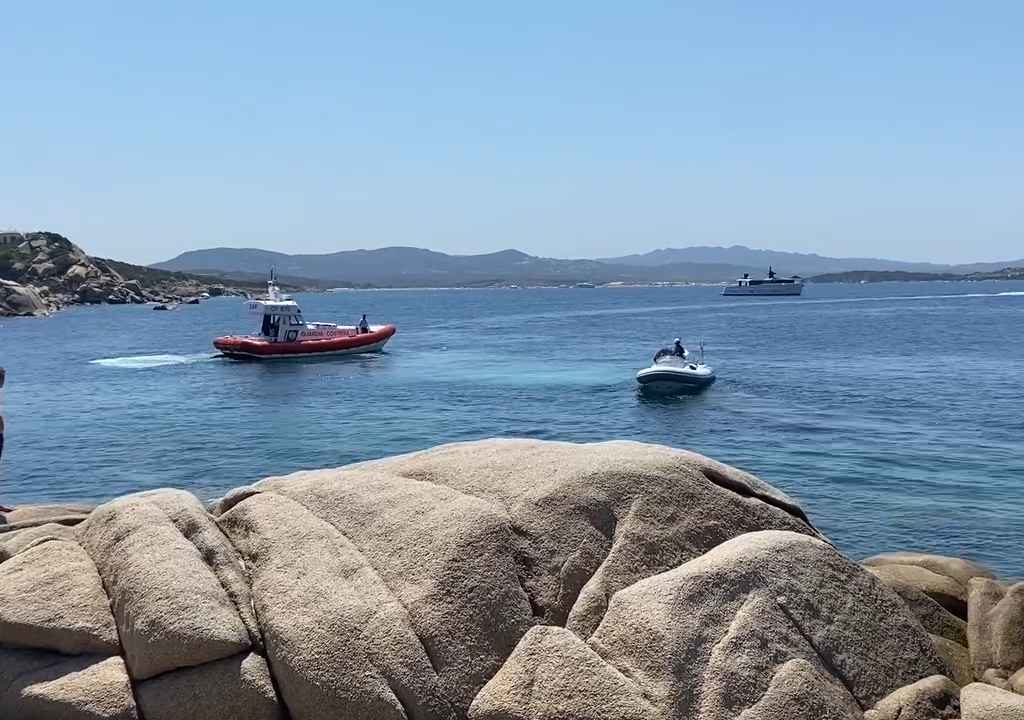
left=1, top=439, right=1021, bottom=719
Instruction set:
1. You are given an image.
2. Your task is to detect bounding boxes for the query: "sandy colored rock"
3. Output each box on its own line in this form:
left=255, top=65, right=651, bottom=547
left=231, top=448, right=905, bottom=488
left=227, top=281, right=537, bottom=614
left=219, top=490, right=461, bottom=720
left=867, top=563, right=968, bottom=618
left=469, top=626, right=658, bottom=720
left=0, top=522, right=77, bottom=561
left=0, top=648, right=138, bottom=719
left=344, top=438, right=819, bottom=638
left=0, top=279, right=50, bottom=316
left=981, top=667, right=1011, bottom=689
left=967, top=579, right=1024, bottom=675
left=484, top=530, right=947, bottom=719
left=0, top=539, right=119, bottom=655
left=136, top=489, right=262, bottom=649
left=77, top=493, right=251, bottom=680
left=870, top=573, right=968, bottom=645
left=930, top=634, right=974, bottom=687
left=863, top=675, right=960, bottom=720
left=737, top=659, right=862, bottom=720
left=136, top=652, right=284, bottom=720
left=0, top=503, right=94, bottom=530
left=244, top=439, right=819, bottom=715
left=1010, top=666, right=1024, bottom=694
left=960, top=681, right=1024, bottom=719
left=863, top=552, right=997, bottom=588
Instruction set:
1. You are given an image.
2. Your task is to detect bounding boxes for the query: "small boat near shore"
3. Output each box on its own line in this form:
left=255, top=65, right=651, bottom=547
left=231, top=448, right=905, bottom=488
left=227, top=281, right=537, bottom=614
left=213, top=274, right=395, bottom=360
left=636, top=339, right=716, bottom=394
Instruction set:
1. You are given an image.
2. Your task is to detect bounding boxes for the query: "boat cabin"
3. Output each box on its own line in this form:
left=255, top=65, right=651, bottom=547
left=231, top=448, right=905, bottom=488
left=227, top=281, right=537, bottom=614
left=244, top=278, right=365, bottom=343
left=248, top=297, right=309, bottom=342
left=732, top=267, right=800, bottom=287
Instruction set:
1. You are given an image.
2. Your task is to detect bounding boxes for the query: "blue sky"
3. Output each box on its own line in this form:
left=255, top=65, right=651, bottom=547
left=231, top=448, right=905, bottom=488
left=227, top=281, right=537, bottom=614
left=2, top=2, right=1021, bottom=264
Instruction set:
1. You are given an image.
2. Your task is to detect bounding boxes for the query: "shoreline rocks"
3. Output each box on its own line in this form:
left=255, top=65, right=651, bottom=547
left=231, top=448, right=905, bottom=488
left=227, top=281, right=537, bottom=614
left=0, top=231, right=249, bottom=317
left=1, top=438, right=1022, bottom=719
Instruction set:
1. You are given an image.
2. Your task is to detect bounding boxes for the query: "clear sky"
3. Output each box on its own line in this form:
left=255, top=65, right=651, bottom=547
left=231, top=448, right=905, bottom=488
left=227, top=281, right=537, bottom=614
left=3, top=2, right=1021, bottom=265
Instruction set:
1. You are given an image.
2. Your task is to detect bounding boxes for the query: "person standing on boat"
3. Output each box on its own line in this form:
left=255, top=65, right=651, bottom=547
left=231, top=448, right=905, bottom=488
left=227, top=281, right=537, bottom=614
left=673, top=338, right=687, bottom=357
left=358, top=314, right=370, bottom=334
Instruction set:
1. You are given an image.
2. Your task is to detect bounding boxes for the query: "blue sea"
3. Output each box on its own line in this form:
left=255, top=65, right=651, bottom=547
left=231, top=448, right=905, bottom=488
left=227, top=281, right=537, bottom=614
left=2, top=282, right=1023, bottom=576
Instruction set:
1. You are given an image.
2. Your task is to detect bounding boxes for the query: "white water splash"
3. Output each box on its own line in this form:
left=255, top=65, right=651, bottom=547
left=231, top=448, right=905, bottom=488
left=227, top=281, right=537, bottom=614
left=90, top=353, right=217, bottom=369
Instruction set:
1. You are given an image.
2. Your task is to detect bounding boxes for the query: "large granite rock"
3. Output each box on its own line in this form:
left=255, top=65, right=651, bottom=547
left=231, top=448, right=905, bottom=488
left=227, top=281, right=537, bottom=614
left=863, top=675, right=960, bottom=720
left=0, top=502, right=94, bottom=530
left=968, top=578, right=1024, bottom=676
left=0, top=439, right=1013, bottom=719
left=866, top=570, right=968, bottom=645
left=960, top=681, right=1024, bottom=719
left=0, top=522, right=78, bottom=561
left=863, top=552, right=997, bottom=588
left=0, top=278, right=51, bottom=316
left=0, top=648, right=138, bottom=720
left=930, top=633, right=974, bottom=687
left=468, top=626, right=658, bottom=720
left=482, top=530, right=946, bottom=719
left=135, top=652, right=284, bottom=720
left=0, top=539, right=119, bottom=655
left=866, top=562, right=969, bottom=618
left=77, top=492, right=252, bottom=679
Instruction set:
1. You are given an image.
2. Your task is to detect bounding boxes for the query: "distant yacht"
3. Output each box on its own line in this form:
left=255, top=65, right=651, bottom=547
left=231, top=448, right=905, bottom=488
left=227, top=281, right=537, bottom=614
left=722, top=267, right=803, bottom=296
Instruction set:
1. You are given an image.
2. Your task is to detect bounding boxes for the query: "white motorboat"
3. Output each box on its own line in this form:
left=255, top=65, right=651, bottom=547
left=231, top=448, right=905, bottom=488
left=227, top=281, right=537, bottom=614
left=722, top=267, right=803, bottom=296
left=636, top=340, right=716, bottom=394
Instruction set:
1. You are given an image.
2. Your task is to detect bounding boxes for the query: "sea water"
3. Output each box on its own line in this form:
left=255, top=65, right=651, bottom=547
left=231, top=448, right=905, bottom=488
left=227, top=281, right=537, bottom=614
left=2, top=281, right=1022, bottom=575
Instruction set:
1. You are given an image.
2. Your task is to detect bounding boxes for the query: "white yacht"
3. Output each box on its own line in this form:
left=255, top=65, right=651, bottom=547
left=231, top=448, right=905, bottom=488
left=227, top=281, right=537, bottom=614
left=722, top=267, right=803, bottom=296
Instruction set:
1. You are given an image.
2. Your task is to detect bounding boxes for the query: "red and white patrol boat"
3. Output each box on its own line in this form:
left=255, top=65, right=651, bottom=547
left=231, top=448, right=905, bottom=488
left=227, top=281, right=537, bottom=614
left=213, top=275, right=395, bottom=360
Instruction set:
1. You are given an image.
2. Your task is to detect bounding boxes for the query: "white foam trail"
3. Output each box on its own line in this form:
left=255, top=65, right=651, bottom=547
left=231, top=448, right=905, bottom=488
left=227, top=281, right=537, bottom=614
left=90, top=353, right=217, bottom=369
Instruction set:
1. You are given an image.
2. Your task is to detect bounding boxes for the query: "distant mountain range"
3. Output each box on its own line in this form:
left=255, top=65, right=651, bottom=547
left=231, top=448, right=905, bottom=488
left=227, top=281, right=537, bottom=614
left=599, top=245, right=1022, bottom=275
left=153, top=244, right=1024, bottom=288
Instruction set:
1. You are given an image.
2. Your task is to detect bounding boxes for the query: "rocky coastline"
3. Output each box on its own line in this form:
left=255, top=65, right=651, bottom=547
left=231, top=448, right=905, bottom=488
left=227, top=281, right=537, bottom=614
left=0, top=232, right=251, bottom=317
left=1, top=439, right=1021, bottom=719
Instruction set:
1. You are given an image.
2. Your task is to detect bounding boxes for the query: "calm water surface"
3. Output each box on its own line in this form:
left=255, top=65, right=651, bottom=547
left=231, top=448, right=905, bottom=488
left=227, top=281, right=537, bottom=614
left=2, top=281, right=1022, bottom=575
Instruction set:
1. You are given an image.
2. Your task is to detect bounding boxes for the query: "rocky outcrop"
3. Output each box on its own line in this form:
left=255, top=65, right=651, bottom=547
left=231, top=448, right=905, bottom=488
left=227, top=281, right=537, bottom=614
left=1, top=439, right=1022, bottom=719
left=0, top=231, right=249, bottom=315
left=0, top=278, right=51, bottom=315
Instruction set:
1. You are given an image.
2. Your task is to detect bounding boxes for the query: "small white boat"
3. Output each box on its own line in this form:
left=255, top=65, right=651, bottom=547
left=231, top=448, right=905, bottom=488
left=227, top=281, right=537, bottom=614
left=636, top=340, right=716, bottom=394
left=722, top=267, right=803, bottom=296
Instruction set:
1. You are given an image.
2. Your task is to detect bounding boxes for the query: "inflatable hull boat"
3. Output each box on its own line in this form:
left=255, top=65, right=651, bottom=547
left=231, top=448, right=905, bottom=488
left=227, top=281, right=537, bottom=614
left=215, top=324, right=396, bottom=359
left=636, top=362, right=716, bottom=394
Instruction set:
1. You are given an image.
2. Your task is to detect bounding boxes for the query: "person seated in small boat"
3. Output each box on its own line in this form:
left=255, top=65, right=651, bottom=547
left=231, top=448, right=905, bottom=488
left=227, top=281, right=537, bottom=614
left=358, top=314, right=370, bottom=334
left=653, top=339, right=687, bottom=363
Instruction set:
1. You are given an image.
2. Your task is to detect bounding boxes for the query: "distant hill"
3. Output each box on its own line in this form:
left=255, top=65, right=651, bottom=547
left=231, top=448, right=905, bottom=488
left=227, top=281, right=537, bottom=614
left=154, top=246, right=753, bottom=286
left=600, top=245, right=1024, bottom=276
left=153, top=244, right=1024, bottom=288
left=811, top=267, right=1024, bottom=283
left=809, top=270, right=963, bottom=283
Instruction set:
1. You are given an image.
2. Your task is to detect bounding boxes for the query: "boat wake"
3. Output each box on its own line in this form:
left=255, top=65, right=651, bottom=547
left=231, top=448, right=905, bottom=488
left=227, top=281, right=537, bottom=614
left=90, top=353, right=218, bottom=369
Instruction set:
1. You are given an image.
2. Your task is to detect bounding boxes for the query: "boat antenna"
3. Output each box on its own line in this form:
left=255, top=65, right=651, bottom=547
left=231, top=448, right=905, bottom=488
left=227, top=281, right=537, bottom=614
left=267, top=266, right=281, bottom=301
left=699, top=337, right=705, bottom=364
